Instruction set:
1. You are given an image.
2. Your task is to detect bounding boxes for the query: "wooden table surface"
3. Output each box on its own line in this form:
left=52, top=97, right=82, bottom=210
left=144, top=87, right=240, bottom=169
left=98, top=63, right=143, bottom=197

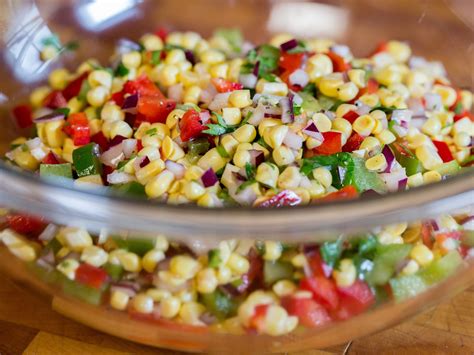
left=0, top=273, right=473, bottom=355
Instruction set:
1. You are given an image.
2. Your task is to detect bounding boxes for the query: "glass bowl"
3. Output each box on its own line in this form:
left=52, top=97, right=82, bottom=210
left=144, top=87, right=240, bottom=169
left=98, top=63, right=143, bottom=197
left=0, top=0, right=473, bottom=353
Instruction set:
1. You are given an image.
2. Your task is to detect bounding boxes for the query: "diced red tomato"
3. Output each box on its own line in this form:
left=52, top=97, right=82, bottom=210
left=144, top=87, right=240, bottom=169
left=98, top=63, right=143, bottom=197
left=281, top=297, right=331, bottom=328
left=343, top=132, right=364, bottom=152
left=318, top=185, right=359, bottom=203
left=342, top=110, right=360, bottom=124
left=136, top=96, right=176, bottom=125
left=248, top=304, right=269, bottom=331
left=42, top=152, right=60, bottom=164
left=256, top=190, right=302, bottom=207
left=305, top=131, right=342, bottom=157
left=90, top=131, right=109, bottom=152
left=434, top=231, right=463, bottom=255
left=326, top=51, right=350, bottom=72
left=12, top=104, right=33, bottom=129
left=62, top=72, right=89, bottom=101
left=211, top=78, right=244, bottom=93
left=453, top=111, right=474, bottom=123
left=300, top=276, right=340, bottom=311
left=432, top=140, right=454, bottom=162
left=154, top=27, right=169, bottom=42
left=6, top=214, right=46, bottom=236
left=111, top=91, right=125, bottom=107
left=334, top=280, right=375, bottom=320
left=43, top=90, right=68, bottom=109
left=136, top=139, right=143, bottom=152
left=237, top=248, right=264, bottom=293
left=420, top=222, right=434, bottom=249
left=305, top=249, right=333, bottom=278
left=279, top=52, right=304, bottom=73
left=63, top=112, right=91, bottom=146
left=75, top=263, right=109, bottom=289
left=180, top=109, right=205, bottom=142
left=123, top=75, right=165, bottom=99
left=280, top=70, right=303, bottom=92
left=370, top=41, right=388, bottom=56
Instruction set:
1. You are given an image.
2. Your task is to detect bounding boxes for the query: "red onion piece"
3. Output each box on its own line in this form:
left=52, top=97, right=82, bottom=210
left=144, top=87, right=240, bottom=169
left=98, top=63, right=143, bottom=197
left=165, top=160, right=185, bottom=179
left=38, top=224, right=58, bottom=242
left=248, top=105, right=265, bottom=125
left=380, top=169, right=407, bottom=192
left=429, top=219, right=440, bottom=231
left=100, top=144, right=125, bottom=168
left=33, top=111, right=65, bottom=123
left=248, top=149, right=264, bottom=166
left=107, top=171, right=136, bottom=184
left=283, top=130, right=303, bottom=149
left=201, top=168, right=218, bottom=187
left=208, top=92, right=231, bottom=111
left=110, top=284, right=138, bottom=298
left=289, top=69, right=309, bottom=88
left=355, top=101, right=371, bottom=115
left=25, top=137, right=43, bottom=150
left=199, top=110, right=211, bottom=124
left=410, top=117, right=426, bottom=129
left=122, top=139, right=137, bottom=158
left=398, top=177, right=408, bottom=190
left=424, top=93, right=443, bottom=111
left=122, top=94, right=138, bottom=114
left=116, top=38, right=141, bottom=54
left=239, top=73, right=258, bottom=89
left=264, top=113, right=282, bottom=118
left=185, top=50, right=195, bottom=65
left=139, top=156, right=150, bottom=168
left=200, top=85, right=217, bottom=105
left=303, top=122, right=324, bottom=141
left=109, top=135, right=127, bottom=147
left=252, top=61, right=260, bottom=76
left=392, top=125, right=408, bottom=137
left=280, top=97, right=292, bottom=123
left=280, top=39, right=298, bottom=52
left=407, top=97, right=425, bottom=116
left=382, top=145, right=395, bottom=173
left=391, top=109, right=413, bottom=124
left=168, top=84, right=183, bottom=102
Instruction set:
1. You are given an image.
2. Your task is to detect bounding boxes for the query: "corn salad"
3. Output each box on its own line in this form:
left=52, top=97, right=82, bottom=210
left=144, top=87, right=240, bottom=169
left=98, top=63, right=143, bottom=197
left=2, top=28, right=474, bottom=336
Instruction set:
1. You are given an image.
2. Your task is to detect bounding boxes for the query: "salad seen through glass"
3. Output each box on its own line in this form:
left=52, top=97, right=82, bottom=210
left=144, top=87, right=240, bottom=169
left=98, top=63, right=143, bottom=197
left=1, top=28, right=473, bottom=336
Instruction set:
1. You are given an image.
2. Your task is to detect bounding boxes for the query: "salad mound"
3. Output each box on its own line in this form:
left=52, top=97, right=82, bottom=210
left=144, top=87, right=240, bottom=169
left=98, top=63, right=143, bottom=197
left=1, top=28, right=473, bottom=336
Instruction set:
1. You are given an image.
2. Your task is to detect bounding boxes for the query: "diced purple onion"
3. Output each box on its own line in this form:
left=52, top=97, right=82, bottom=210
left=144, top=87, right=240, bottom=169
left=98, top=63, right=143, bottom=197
left=410, top=117, right=426, bottom=129
left=230, top=185, right=258, bottom=206
left=122, top=94, right=139, bottom=114
left=398, top=177, right=408, bottom=190
left=200, top=85, right=218, bottom=105
left=355, top=101, right=371, bottom=115
left=248, top=149, right=264, bottom=166
left=303, top=122, right=324, bottom=141
left=248, top=105, right=265, bottom=125
left=280, top=39, right=298, bottom=52
left=429, top=219, right=440, bottom=231
left=392, top=125, right=408, bottom=137
left=122, top=139, right=137, bottom=158
left=201, top=168, right=218, bottom=187
left=363, top=189, right=381, bottom=197
left=185, top=50, right=195, bottom=65
left=208, top=92, right=231, bottom=111
left=280, top=97, right=293, bottom=123
left=25, top=137, right=42, bottom=150
left=380, top=168, right=407, bottom=192
left=407, top=97, right=425, bottom=116
left=264, top=113, right=282, bottom=118
left=330, top=44, right=351, bottom=59
left=38, top=224, right=58, bottom=242
left=391, top=109, right=413, bottom=124
left=232, top=171, right=247, bottom=182
left=239, top=73, right=258, bottom=89
left=107, top=171, right=135, bottom=184
left=38, top=250, right=55, bottom=266
left=199, top=110, right=211, bottom=124
left=100, top=144, right=125, bottom=168
left=283, top=130, right=303, bottom=149
left=289, top=69, right=309, bottom=87
left=167, top=84, right=183, bottom=102
left=109, top=135, right=127, bottom=147
left=424, top=93, right=443, bottom=111
left=165, top=160, right=185, bottom=179
left=139, top=156, right=150, bottom=168
left=33, top=111, right=66, bottom=123
left=382, top=145, right=395, bottom=173
left=291, top=92, right=303, bottom=105
left=252, top=61, right=260, bottom=76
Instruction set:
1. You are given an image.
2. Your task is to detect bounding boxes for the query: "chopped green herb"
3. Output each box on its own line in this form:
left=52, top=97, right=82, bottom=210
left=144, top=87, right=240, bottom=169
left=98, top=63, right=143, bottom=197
left=208, top=249, right=222, bottom=268
left=245, top=162, right=256, bottom=180
left=216, top=145, right=230, bottom=158
left=55, top=107, right=70, bottom=117
left=41, top=34, right=79, bottom=54
left=151, top=50, right=162, bottom=65
left=260, top=73, right=278, bottom=82
left=115, top=62, right=130, bottom=77
left=237, top=179, right=256, bottom=192
left=320, top=236, right=343, bottom=268
left=145, top=128, right=157, bottom=136
left=370, top=106, right=398, bottom=114
left=453, top=101, right=464, bottom=115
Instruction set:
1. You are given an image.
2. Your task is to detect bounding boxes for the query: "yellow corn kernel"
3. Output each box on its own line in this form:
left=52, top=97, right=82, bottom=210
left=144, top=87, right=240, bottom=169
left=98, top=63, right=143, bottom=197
left=110, top=290, right=130, bottom=311
left=269, top=33, right=294, bottom=47
left=372, top=119, right=383, bottom=135
left=337, top=82, right=359, bottom=101
left=220, top=134, right=239, bottom=156
left=140, top=33, right=163, bottom=51
left=75, top=174, right=103, bottom=187
left=200, top=49, right=225, bottom=65
left=135, top=159, right=165, bottom=185
left=272, top=145, right=295, bottom=166
left=138, top=146, right=161, bottom=161
left=0, top=229, right=37, bottom=262
left=384, top=222, right=408, bottom=237
left=44, top=120, right=66, bottom=148
left=263, top=125, right=288, bottom=149
left=170, top=255, right=201, bottom=279
left=58, top=227, right=93, bottom=252
left=227, top=253, right=250, bottom=275
left=312, top=113, right=332, bottom=132
left=410, top=244, right=434, bottom=267
left=209, top=63, right=229, bottom=79
left=179, top=302, right=206, bottom=325
left=423, top=170, right=442, bottom=184
left=335, top=104, right=357, bottom=119
left=376, top=129, right=396, bottom=145
left=358, top=137, right=380, bottom=152
left=216, top=266, right=232, bottom=284
left=197, top=192, right=219, bottom=207
left=182, top=180, right=206, bottom=200
left=375, top=65, right=402, bottom=86
left=421, top=116, right=442, bottom=136
left=197, top=268, right=219, bottom=294
left=198, top=148, right=228, bottom=172
left=278, top=166, right=302, bottom=190
left=272, top=280, right=297, bottom=297
left=222, top=107, right=242, bottom=125
left=165, top=49, right=186, bottom=65
left=318, top=73, right=344, bottom=97
left=80, top=245, right=108, bottom=267
left=67, top=97, right=84, bottom=114
left=229, top=90, right=252, bottom=108
left=263, top=241, right=282, bottom=261
left=348, top=69, right=366, bottom=88
left=157, top=64, right=180, bottom=86
left=57, top=259, right=80, bottom=280
left=165, top=109, right=185, bottom=130
left=142, top=249, right=165, bottom=273
left=365, top=153, right=387, bottom=172
left=331, top=118, right=353, bottom=138
left=118, top=251, right=142, bottom=272
left=109, top=120, right=133, bottom=139
left=455, top=148, right=470, bottom=164
left=141, top=134, right=162, bottom=148
left=460, top=90, right=473, bottom=111
left=101, top=103, right=125, bottom=121
left=122, top=51, right=142, bottom=69
left=264, top=305, right=298, bottom=336
left=184, top=165, right=205, bottom=181
left=132, top=294, right=154, bottom=314
left=385, top=40, right=411, bottom=62
left=30, top=86, right=51, bottom=107
left=160, top=296, right=181, bottom=318
left=161, top=136, right=185, bottom=161
left=228, top=58, right=243, bottom=82
left=454, top=132, right=470, bottom=148
left=358, top=93, right=380, bottom=107
left=401, top=259, right=420, bottom=276
left=407, top=172, right=424, bottom=188
left=49, top=68, right=69, bottom=90
left=87, top=86, right=109, bottom=107
left=308, top=180, right=325, bottom=198
left=261, top=82, right=289, bottom=97
left=183, top=85, right=202, bottom=105
left=369, top=110, right=387, bottom=122
left=312, top=167, right=333, bottom=189
left=257, top=118, right=281, bottom=137
left=291, top=254, right=307, bottom=268
left=146, top=288, right=171, bottom=302
left=182, top=31, right=201, bottom=50
left=88, top=70, right=112, bottom=89
left=305, top=137, right=322, bottom=149
left=145, top=170, right=175, bottom=198
left=233, top=149, right=251, bottom=168
left=306, top=38, right=335, bottom=53
left=255, top=78, right=268, bottom=94
left=353, top=115, right=376, bottom=136
left=432, top=84, right=457, bottom=107
left=255, top=162, right=279, bottom=188
left=333, top=259, right=357, bottom=287
left=306, top=54, right=333, bottom=81
left=416, top=145, right=443, bottom=170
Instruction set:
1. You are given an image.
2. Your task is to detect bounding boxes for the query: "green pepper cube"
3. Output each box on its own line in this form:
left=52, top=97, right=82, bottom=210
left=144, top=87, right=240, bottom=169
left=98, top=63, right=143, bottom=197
left=367, top=244, right=412, bottom=286
left=112, top=236, right=155, bottom=257
left=418, top=250, right=462, bottom=285
left=263, top=260, right=294, bottom=286
left=112, top=182, right=146, bottom=197
left=60, top=274, right=104, bottom=305
left=200, top=288, right=237, bottom=320
left=73, top=143, right=102, bottom=177
left=103, top=262, right=124, bottom=282
left=40, top=163, right=73, bottom=179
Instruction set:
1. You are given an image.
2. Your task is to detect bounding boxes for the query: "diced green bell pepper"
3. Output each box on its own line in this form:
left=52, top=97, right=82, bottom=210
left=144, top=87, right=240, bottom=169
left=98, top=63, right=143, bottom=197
left=367, top=244, right=412, bottom=285
left=208, top=249, right=221, bottom=268
left=40, top=163, right=73, bottom=179
left=72, top=143, right=102, bottom=177
left=263, top=260, right=294, bottom=286
left=111, top=181, right=146, bottom=197
left=389, top=274, right=427, bottom=301
left=389, top=143, right=423, bottom=176
left=27, top=262, right=61, bottom=284
left=45, top=237, right=62, bottom=255
left=188, top=138, right=210, bottom=156
left=433, top=160, right=460, bottom=177
left=103, top=262, right=124, bottom=282
left=299, top=92, right=322, bottom=114
left=112, top=236, right=155, bottom=257
left=199, top=288, right=238, bottom=320
left=61, top=275, right=104, bottom=305
left=418, top=250, right=463, bottom=286
left=461, top=230, right=474, bottom=247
